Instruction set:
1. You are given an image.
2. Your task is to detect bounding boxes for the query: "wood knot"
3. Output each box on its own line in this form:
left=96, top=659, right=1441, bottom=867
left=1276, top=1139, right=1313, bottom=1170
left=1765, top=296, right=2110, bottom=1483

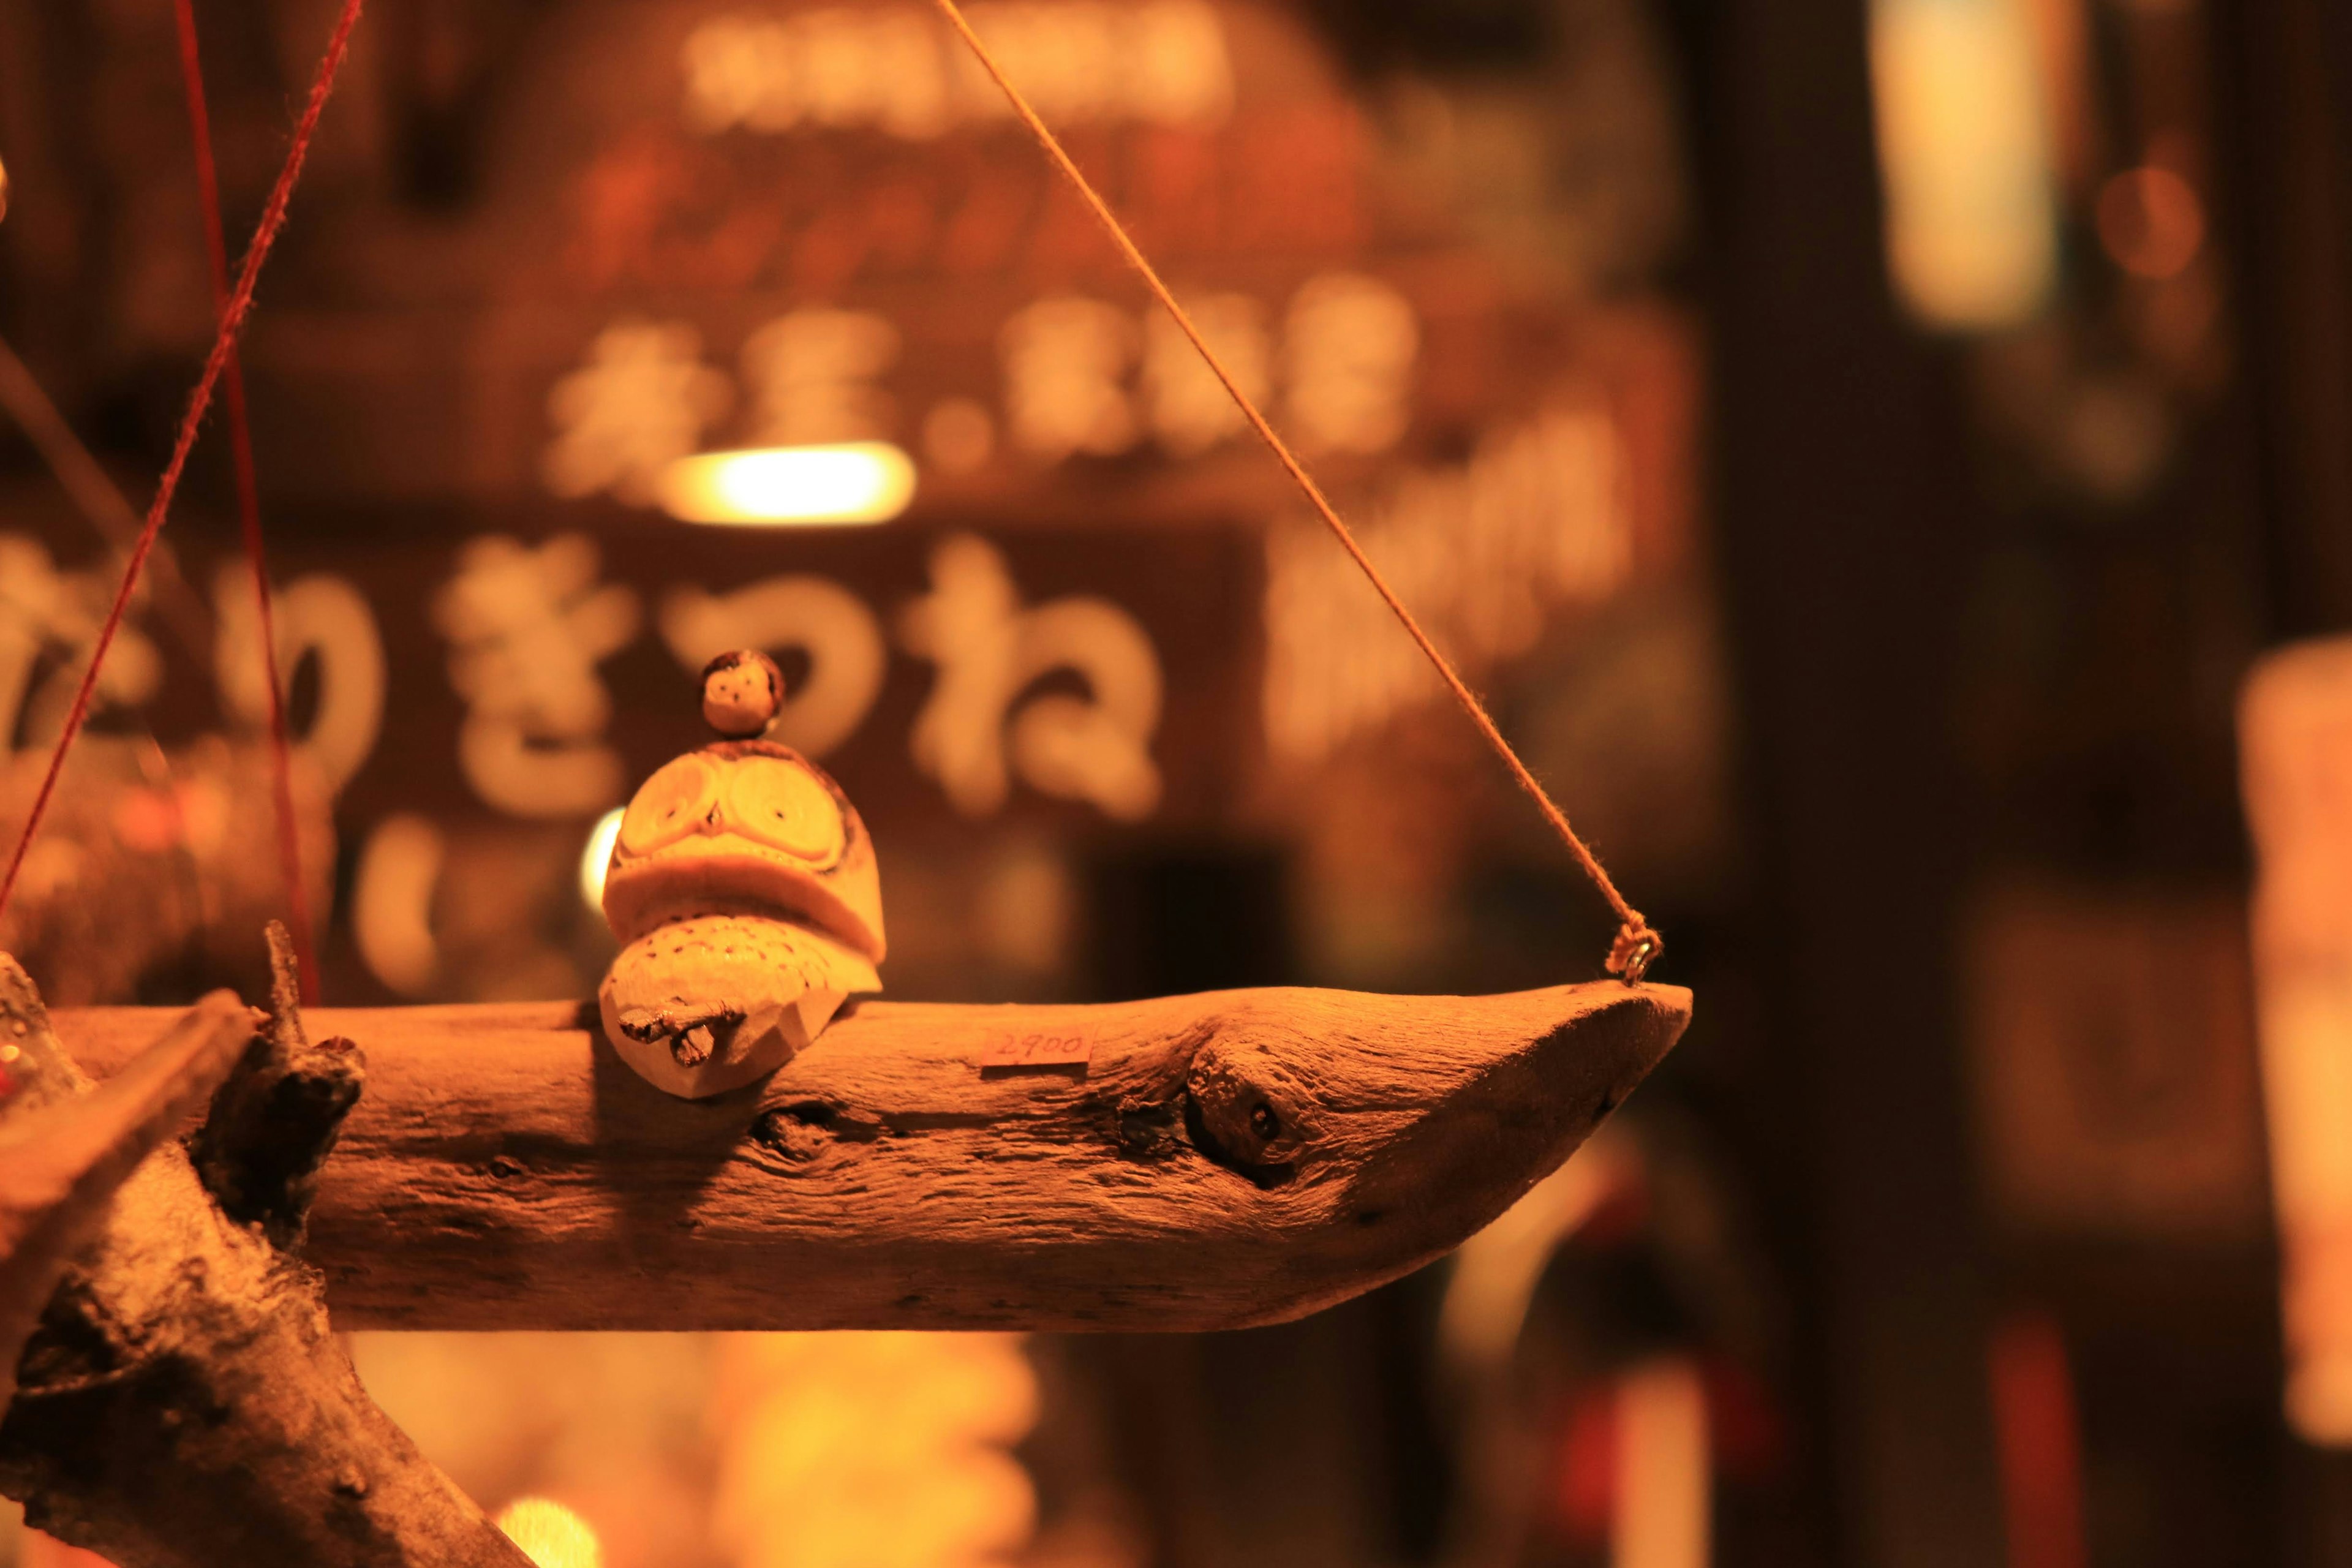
left=752, top=1099, right=883, bottom=1163
left=752, top=1105, right=828, bottom=1162
left=1113, top=1096, right=1182, bottom=1161
left=1183, top=1046, right=1308, bottom=1183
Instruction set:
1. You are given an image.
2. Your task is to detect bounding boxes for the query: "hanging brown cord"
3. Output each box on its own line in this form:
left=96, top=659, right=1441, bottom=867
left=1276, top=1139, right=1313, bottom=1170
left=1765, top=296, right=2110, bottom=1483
left=173, top=0, right=321, bottom=1003
left=931, top=0, right=1660, bottom=982
left=0, top=0, right=365, bottom=931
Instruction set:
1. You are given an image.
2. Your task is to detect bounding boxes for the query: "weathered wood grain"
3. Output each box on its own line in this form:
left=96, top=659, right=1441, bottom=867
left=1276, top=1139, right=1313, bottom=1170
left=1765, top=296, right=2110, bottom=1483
left=58, top=981, right=1690, bottom=1333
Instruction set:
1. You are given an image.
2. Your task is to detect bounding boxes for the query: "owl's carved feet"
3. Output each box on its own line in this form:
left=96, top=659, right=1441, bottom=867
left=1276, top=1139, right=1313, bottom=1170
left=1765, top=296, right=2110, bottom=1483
left=615, top=1003, right=748, bottom=1067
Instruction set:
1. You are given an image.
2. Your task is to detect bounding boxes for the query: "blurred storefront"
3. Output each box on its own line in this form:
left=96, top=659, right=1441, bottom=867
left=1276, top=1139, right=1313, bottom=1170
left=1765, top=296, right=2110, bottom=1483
left=6, top=0, right=2352, bottom=1562
left=1, top=2, right=1740, bottom=1567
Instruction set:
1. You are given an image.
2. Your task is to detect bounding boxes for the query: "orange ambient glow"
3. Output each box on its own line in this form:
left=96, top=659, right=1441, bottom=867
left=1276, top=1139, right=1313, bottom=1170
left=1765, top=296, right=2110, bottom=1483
left=1868, top=0, right=2060, bottom=330
left=496, top=1498, right=604, bottom=1568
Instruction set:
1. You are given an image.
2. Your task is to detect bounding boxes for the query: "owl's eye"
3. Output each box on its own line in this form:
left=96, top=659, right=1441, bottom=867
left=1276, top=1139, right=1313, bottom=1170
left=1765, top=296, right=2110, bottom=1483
left=725, top=755, right=845, bottom=862
left=619, top=755, right=718, bottom=856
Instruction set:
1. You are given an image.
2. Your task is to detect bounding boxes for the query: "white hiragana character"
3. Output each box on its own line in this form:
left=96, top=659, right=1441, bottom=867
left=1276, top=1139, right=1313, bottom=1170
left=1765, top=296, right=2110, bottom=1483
left=543, top=320, right=732, bottom=505
left=432, top=533, right=642, bottom=817
left=900, top=533, right=1161, bottom=820
left=740, top=309, right=902, bottom=447
left=1143, top=291, right=1269, bottom=456
left=1126, top=0, right=1235, bottom=126
left=999, top=296, right=1138, bottom=461
left=1283, top=271, right=1419, bottom=454
left=681, top=17, right=793, bottom=134
left=212, top=565, right=385, bottom=794
left=0, top=533, right=159, bottom=752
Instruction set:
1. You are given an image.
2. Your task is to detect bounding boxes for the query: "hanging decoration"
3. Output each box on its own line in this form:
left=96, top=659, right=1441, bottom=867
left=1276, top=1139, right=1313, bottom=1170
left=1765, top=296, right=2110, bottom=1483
left=598, top=650, right=887, bottom=1098
left=0, top=0, right=1697, bottom=1559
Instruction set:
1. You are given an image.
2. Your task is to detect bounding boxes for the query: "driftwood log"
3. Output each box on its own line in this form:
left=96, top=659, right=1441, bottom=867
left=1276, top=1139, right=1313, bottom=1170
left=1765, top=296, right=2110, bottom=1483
left=0, top=946, right=532, bottom=1568
left=55, top=979, right=1691, bottom=1332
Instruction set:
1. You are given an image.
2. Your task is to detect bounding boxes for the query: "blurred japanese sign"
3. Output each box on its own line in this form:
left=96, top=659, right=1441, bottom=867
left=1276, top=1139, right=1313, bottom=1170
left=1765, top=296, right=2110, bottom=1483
left=241, top=0, right=1602, bottom=509
left=680, top=1, right=1235, bottom=137
left=1961, top=876, right=2265, bottom=1243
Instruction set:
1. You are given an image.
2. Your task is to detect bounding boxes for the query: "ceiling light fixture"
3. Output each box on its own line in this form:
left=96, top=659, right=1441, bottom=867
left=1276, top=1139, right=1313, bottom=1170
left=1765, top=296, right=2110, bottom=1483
left=660, top=442, right=916, bottom=527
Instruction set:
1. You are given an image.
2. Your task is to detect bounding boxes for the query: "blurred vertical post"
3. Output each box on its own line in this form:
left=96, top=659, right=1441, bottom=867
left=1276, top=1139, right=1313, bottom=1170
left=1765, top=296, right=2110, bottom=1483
left=1700, top=0, right=2008, bottom=1559
left=2220, top=0, right=2352, bottom=1553
left=2220, top=0, right=2352, bottom=639
left=2240, top=642, right=2352, bottom=1446
left=1612, top=1359, right=1711, bottom=1568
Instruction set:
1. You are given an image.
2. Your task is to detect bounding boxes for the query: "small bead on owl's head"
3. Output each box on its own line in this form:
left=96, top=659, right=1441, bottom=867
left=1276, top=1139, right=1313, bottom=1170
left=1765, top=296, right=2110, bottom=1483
left=701, top=649, right=785, bottom=739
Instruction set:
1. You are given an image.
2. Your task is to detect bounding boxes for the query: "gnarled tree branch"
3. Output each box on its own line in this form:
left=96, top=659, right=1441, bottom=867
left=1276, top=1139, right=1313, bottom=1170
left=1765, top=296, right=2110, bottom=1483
left=0, top=955, right=530, bottom=1568
left=0, top=992, right=254, bottom=1411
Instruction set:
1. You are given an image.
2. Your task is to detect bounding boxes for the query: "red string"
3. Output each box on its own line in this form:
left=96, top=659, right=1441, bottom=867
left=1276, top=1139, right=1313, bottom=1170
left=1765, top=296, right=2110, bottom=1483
left=0, top=0, right=364, bottom=935
left=171, top=0, right=321, bottom=1004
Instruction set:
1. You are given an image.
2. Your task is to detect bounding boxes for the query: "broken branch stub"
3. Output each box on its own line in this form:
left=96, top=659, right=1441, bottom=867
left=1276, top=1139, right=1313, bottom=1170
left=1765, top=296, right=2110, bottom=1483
left=0, top=957, right=531, bottom=1568
left=189, top=920, right=364, bottom=1250
left=61, top=979, right=1692, bottom=1333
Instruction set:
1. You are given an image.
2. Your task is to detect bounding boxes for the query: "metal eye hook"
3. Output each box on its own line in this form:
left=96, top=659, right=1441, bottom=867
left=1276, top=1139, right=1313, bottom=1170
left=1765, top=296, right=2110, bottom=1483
left=1605, top=921, right=1661, bottom=987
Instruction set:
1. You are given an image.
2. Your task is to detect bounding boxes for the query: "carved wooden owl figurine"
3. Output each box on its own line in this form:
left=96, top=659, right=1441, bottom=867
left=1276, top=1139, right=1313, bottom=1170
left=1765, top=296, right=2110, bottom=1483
left=599, top=650, right=884, bottom=1098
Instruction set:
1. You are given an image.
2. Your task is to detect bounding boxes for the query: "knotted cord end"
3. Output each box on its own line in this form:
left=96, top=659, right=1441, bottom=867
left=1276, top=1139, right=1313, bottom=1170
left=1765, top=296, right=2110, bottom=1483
left=1606, top=919, right=1661, bottom=986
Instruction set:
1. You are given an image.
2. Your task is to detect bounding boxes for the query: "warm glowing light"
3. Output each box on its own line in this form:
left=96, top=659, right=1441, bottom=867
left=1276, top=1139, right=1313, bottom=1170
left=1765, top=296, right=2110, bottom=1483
left=1613, top=1359, right=1711, bottom=1568
left=578, top=807, right=623, bottom=912
left=495, top=1498, right=603, bottom=1568
left=1869, top=0, right=2059, bottom=330
left=660, top=443, right=915, bottom=526
left=2242, top=641, right=2352, bottom=1447
left=711, top=1333, right=1041, bottom=1568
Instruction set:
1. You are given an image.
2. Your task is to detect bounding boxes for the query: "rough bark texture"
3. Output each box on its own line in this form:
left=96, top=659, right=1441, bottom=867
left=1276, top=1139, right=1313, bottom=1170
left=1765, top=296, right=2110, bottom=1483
left=0, top=957, right=532, bottom=1568
left=189, top=922, right=364, bottom=1250
left=0, top=992, right=254, bottom=1410
left=57, top=979, right=1691, bottom=1333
